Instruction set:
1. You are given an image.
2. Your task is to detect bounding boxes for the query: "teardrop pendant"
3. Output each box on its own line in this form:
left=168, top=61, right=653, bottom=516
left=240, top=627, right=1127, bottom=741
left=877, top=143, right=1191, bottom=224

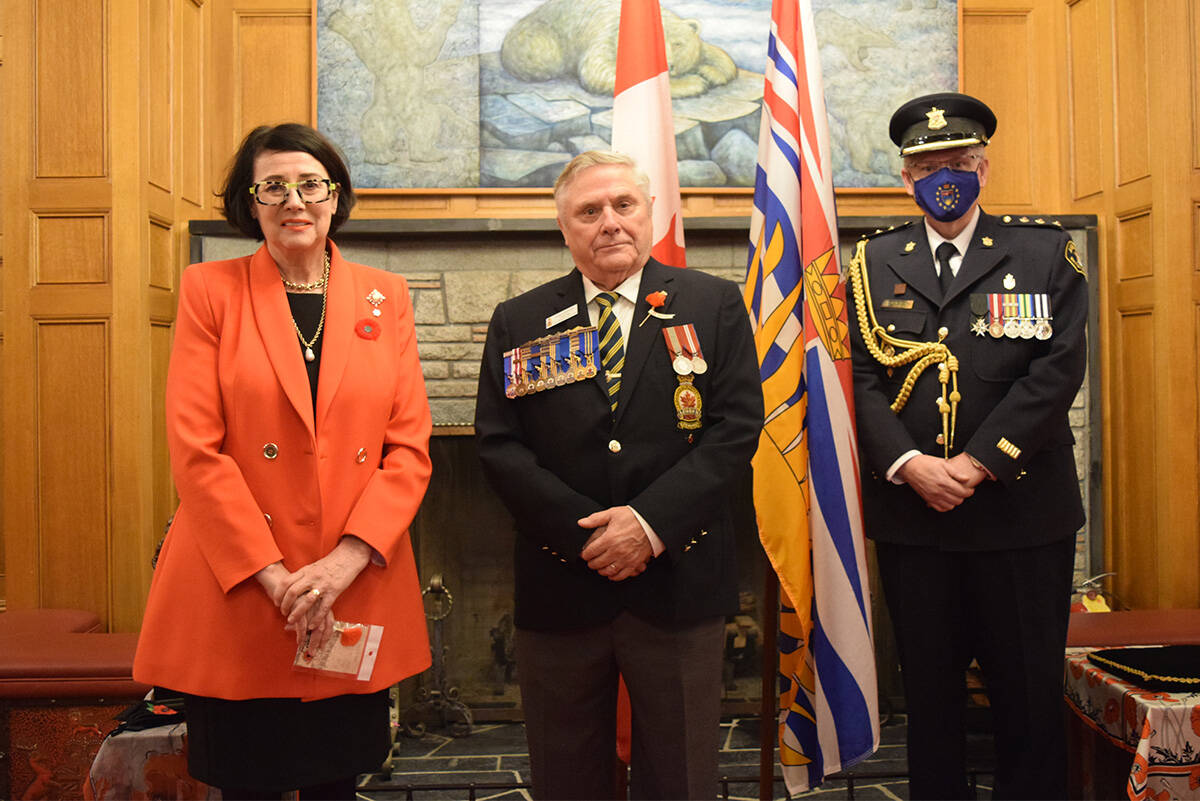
left=304, top=346, right=315, bottom=362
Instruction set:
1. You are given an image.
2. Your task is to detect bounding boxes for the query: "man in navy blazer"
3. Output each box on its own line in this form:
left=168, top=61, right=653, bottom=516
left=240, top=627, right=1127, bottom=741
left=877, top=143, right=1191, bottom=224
left=475, top=151, right=763, bottom=800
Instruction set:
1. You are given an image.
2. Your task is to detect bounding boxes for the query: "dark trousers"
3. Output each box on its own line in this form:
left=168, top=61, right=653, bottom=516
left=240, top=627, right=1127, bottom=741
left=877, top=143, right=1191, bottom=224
left=516, top=612, right=725, bottom=800
left=876, top=537, right=1075, bottom=800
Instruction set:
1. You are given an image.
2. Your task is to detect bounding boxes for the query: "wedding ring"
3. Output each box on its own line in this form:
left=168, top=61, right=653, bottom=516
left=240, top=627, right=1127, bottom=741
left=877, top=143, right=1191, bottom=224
left=309, top=588, right=321, bottom=598
left=609, top=563, right=616, bottom=570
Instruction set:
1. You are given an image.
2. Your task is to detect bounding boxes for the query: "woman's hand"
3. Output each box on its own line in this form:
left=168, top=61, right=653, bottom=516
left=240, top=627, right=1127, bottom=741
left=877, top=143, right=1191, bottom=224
left=279, top=535, right=374, bottom=650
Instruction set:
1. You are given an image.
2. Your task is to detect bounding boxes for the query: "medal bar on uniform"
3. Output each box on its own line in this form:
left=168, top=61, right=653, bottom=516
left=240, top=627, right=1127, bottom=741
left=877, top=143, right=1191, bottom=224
left=676, top=324, right=708, bottom=375
left=503, top=326, right=599, bottom=398
left=1034, top=293, right=1053, bottom=340
left=661, top=324, right=705, bottom=430
left=1002, top=293, right=1020, bottom=338
left=989, top=293, right=1004, bottom=338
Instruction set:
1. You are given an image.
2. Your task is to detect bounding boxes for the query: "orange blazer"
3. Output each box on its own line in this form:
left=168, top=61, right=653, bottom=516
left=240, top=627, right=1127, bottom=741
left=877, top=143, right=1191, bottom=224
left=134, top=242, right=433, bottom=700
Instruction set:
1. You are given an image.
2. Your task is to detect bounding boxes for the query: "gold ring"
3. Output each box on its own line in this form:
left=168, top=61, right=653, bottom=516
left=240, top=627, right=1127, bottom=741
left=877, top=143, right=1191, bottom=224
left=309, top=588, right=321, bottom=598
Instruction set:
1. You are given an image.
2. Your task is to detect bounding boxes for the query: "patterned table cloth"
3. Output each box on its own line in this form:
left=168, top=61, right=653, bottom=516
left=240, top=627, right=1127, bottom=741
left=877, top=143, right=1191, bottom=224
left=86, top=722, right=218, bottom=800
left=1065, top=648, right=1200, bottom=800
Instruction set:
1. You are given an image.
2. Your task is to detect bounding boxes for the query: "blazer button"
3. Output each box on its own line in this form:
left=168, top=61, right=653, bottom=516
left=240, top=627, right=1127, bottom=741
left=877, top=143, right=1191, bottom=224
left=608, top=439, right=621, bottom=453
left=263, top=443, right=278, bottom=459
left=355, top=447, right=368, bottom=464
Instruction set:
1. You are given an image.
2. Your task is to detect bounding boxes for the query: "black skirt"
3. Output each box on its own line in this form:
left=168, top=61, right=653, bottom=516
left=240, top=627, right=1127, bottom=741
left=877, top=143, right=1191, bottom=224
left=181, top=690, right=391, bottom=791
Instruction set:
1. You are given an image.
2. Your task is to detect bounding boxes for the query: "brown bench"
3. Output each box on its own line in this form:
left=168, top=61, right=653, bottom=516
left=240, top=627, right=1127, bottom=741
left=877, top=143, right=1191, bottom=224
left=0, top=609, right=150, bottom=800
left=1066, top=607, right=1200, bottom=647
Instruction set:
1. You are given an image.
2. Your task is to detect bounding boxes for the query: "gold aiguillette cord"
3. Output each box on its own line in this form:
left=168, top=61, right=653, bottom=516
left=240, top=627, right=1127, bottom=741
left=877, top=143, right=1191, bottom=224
left=848, top=238, right=960, bottom=457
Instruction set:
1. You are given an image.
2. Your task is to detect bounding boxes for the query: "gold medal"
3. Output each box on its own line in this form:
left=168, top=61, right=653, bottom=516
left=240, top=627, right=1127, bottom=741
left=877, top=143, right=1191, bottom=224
left=673, top=375, right=703, bottom=430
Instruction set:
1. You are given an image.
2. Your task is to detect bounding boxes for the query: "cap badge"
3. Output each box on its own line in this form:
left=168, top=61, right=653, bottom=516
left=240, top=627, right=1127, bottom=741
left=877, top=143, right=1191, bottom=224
left=926, top=106, right=948, bottom=130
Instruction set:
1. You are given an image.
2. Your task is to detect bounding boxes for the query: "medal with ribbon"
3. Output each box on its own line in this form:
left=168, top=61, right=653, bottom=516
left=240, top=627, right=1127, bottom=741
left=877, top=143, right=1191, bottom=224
left=504, top=326, right=599, bottom=399
left=662, top=324, right=704, bottom=430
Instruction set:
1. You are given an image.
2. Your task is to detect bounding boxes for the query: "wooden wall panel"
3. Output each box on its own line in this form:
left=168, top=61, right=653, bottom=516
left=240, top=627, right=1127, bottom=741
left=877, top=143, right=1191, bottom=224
left=1116, top=209, right=1152, bottom=280
left=235, top=13, right=310, bottom=132
left=35, top=321, right=109, bottom=620
left=1112, top=311, right=1157, bottom=608
left=1067, top=0, right=1104, bottom=199
left=34, top=0, right=107, bottom=178
left=962, top=10, right=1035, bottom=207
left=148, top=0, right=173, bottom=192
left=34, top=214, right=109, bottom=284
left=149, top=217, right=174, bottom=290
left=1193, top=0, right=1200, bottom=169
left=151, top=322, right=174, bottom=546
left=1113, top=0, right=1150, bottom=185
left=179, top=0, right=205, bottom=207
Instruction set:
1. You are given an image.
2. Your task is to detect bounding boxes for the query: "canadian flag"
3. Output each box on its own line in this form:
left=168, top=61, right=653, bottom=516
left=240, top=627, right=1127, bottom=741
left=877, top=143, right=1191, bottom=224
left=609, top=0, right=688, bottom=771
left=611, top=0, right=687, bottom=268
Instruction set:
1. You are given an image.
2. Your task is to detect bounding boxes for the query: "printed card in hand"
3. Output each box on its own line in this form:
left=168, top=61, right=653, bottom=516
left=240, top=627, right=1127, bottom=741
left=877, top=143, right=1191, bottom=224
left=293, top=620, right=383, bottom=681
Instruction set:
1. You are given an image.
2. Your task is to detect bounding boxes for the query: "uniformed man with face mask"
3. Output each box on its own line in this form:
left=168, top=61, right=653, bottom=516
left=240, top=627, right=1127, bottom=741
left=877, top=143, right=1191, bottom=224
left=847, top=93, right=1089, bottom=799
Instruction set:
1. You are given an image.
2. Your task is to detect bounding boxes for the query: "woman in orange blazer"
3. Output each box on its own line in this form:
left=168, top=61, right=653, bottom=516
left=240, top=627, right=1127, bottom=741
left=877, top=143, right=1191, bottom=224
left=134, top=124, right=432, bottom=800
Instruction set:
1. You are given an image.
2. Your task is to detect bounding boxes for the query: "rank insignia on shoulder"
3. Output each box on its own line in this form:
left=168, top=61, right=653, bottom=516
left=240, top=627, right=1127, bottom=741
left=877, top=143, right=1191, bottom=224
left=504, top=326, right=598, bottom=399
left=1065, top=240, right=1086, bottom=278
left=861, top=220, right=914, bottom=240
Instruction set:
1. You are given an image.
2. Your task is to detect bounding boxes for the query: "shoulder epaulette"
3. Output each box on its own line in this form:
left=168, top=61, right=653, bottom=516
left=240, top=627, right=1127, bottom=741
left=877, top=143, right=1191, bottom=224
left=998, top=215, right=1064, bottom=229
left=858, top=220, right=916, bottom=241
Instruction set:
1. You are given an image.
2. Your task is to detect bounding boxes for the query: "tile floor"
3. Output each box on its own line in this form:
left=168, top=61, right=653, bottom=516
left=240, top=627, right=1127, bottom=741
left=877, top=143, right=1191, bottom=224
left=356, top=715, right=996, bottom=800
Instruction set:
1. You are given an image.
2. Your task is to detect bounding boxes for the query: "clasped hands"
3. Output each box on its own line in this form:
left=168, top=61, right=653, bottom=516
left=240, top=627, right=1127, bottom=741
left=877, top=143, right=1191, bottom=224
left=579, top=506, right=654, bottom=582
left=254, top=536, right=373, bottom=651
left=898, top=452, right=995, bottom=512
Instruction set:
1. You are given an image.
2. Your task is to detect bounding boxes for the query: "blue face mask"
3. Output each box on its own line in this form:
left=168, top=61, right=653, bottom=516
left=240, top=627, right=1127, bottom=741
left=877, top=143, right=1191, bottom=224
left=912, top=167, right=980, bottom=222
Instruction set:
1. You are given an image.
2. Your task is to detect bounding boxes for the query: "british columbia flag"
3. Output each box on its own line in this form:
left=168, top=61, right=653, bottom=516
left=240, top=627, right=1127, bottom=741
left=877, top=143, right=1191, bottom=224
left=742, top=0, right=879, bottom=792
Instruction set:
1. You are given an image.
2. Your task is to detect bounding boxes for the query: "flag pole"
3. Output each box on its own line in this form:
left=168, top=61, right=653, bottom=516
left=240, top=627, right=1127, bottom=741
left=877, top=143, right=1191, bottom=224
left=759, top=569, right=779, bottom=800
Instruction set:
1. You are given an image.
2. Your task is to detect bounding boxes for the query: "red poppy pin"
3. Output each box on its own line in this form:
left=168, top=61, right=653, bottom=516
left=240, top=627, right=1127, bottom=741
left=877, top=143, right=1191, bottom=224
left=639, top=290, right=675, bottom=327
left=355, top=319, right=381, bottom=340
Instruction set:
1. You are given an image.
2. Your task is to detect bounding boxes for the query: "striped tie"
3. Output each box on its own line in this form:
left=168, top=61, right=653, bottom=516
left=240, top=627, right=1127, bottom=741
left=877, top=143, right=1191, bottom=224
left=595, top=291, right=625, bottom=413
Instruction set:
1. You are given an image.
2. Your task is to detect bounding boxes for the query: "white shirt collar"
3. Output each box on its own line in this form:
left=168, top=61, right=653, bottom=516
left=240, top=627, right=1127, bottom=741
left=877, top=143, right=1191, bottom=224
left=924, top=205, right=982, bottom=259
left=580, top=269, right=643, bottom=307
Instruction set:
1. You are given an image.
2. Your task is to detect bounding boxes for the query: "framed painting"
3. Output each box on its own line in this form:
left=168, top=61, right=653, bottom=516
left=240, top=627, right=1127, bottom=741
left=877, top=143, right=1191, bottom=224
left=316, top=0, right=958, bottom=190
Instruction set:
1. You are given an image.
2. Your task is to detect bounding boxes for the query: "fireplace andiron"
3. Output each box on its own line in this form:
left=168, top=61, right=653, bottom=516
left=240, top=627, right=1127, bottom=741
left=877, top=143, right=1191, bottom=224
left=400, top=574, right=473, bottom=737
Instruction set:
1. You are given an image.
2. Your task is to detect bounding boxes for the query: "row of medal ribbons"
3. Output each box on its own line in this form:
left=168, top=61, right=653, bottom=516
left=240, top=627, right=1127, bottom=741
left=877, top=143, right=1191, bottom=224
left=504, top=326, right=600, bottom=399
left=970, top=292, right=1054, bottom=340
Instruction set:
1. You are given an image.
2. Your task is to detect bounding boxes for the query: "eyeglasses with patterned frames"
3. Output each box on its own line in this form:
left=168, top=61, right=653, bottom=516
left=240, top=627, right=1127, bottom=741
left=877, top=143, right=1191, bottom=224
left=905, top=154, right=983, bottom=180
left=249, top=179, right=338, bottom=206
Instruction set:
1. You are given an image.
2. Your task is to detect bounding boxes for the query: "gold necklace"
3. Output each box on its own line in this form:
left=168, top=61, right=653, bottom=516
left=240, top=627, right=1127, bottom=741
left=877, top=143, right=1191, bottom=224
left=289, top=251, right=330, bottom=362
left=280, top=272, right=327, bottom=291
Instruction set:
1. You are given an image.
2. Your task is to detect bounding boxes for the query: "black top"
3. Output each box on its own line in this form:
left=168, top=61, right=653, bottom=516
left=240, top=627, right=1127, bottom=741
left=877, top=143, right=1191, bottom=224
left=287, top=292, right=324, bottom=411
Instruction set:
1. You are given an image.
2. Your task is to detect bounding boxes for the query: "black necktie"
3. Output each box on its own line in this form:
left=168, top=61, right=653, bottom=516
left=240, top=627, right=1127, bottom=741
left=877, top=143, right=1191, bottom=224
left=935, top=242, right=958, bottom=301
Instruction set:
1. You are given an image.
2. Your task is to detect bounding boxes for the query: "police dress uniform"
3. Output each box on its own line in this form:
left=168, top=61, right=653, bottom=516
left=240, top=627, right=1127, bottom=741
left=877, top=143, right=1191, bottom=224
left=849, top=94, right=1089, bottom=799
